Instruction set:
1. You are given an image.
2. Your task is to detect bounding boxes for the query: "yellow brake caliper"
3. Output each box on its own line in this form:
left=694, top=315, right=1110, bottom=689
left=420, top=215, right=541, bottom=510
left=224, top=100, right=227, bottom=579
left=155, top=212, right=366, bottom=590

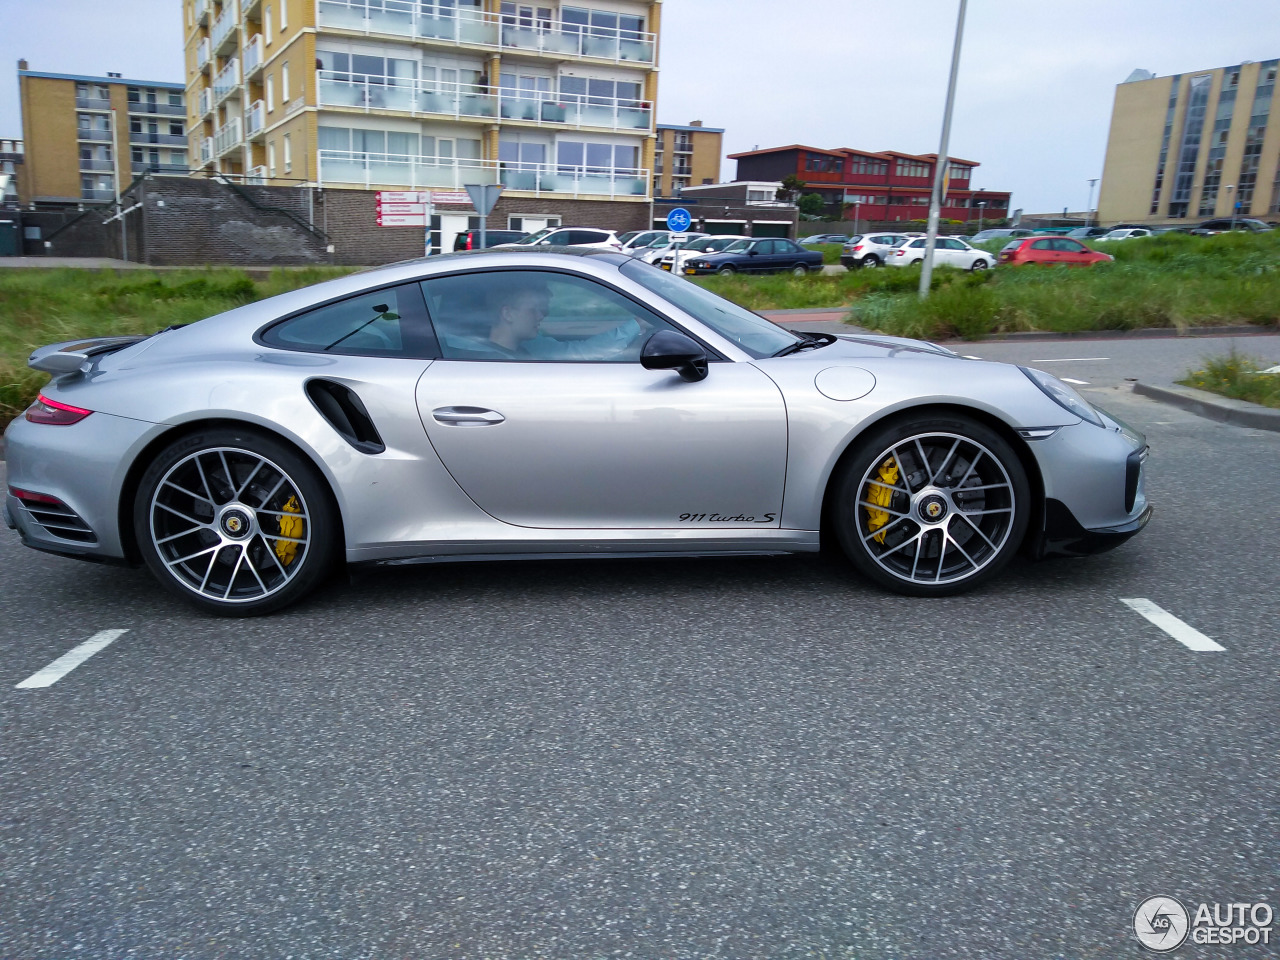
left=275, top=495, right=303, bottom=566
left=864, top=456, right=900, bottom=544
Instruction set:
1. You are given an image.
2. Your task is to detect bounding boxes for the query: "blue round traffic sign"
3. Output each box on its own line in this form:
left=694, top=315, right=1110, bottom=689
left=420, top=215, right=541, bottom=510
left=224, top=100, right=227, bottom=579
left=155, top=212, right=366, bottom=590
left=666, top=207, right=691, bottom=232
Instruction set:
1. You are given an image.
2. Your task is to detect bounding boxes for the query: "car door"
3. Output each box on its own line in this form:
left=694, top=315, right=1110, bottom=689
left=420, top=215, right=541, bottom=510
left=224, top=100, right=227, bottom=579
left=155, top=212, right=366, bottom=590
left=1053, top=238, right=1090, bottom=264
left=1027, top=238, right=1058, bottom=264
left=415, top=267, right=788, bottom=529
left=742, top=239, right=771, bottom=272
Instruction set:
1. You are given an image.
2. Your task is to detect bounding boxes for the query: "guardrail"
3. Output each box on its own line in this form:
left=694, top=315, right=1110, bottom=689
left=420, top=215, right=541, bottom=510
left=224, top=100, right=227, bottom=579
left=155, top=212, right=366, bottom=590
left=214, top=117, right=242, bottom=157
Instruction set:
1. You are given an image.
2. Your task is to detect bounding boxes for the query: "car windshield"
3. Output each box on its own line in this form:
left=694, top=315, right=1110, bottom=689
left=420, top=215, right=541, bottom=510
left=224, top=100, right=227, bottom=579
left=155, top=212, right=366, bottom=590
left=722, top=240, right=751, bottom=253
left=512, top=227, right=557, bottom=245
left=705, top=238, right=740, bottom=251
left=619, top=259, right=801, bottom=359
left=616, top=231, right=640, bottom=245
left=685, top=237, right=721, bottom=252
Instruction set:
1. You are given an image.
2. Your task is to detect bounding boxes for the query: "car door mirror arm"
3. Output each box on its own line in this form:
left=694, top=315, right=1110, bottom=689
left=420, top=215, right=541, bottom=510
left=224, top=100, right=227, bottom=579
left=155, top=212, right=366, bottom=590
left=640, top=330, right=709, bottom=382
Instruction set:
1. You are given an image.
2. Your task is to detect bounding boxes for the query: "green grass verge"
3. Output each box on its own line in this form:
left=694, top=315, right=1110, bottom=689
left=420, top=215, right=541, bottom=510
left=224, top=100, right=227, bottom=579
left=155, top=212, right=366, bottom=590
left=0, top=267, right=354, bottom=426
left=1178, top=350, right=1280, bottom=409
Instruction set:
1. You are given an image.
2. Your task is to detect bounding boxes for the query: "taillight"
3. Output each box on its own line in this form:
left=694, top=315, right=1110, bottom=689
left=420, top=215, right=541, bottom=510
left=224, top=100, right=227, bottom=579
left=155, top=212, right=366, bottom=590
left=465, top=234, right=473, bottom=250
left=853, top=244, right=864, bottom=252
left=896, top=249, right=905, bottom=256
left=25, top=395, right=93, bottom=425
left=9, top=486, right=63, bottom=505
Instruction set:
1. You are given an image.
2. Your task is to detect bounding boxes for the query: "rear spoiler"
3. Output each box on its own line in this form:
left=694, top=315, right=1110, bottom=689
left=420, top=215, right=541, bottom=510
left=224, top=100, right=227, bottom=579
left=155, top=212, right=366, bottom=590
left=28, top=336, right=150, bottom=375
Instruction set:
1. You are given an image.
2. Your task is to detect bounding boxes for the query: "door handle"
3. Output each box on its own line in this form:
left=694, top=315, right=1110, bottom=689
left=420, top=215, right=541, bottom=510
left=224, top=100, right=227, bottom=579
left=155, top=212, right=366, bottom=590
left=432, top=405, right=505, bottom=426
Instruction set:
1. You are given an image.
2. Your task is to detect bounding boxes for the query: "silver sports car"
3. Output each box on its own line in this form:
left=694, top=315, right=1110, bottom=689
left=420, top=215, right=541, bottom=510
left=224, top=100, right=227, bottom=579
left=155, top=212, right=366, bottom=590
left=4, top=250, right=1151, bottom=615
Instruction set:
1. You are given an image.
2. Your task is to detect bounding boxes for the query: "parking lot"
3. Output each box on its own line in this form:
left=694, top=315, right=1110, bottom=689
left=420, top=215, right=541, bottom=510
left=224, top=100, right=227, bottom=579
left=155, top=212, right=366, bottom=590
left=2, top=338, right=1278, bottom=959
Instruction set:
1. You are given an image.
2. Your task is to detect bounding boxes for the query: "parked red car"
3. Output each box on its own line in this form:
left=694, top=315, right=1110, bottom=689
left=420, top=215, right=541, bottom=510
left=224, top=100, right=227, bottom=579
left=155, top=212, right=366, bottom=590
left=998, top=236, right=1113, bottom=266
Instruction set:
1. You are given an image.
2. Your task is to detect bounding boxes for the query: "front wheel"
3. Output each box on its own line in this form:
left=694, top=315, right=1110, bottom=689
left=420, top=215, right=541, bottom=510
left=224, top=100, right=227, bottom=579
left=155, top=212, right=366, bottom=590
left=133, top=427, right=339, bottom=615
left=831, top=414, right=1030, bottom=596
left=791, top=263, right=809, bottom=276
left=970, top=258, right=989, bottom=271
left=717, top=265, right=736, bottom=276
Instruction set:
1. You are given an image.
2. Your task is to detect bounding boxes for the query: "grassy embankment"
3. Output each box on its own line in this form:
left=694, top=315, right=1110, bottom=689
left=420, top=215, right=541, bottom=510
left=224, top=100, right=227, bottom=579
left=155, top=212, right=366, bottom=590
left=0, top=267, right=354, bottom=426
left=1178, top=350, right=1280, bottom=409
left=697, top=230, right=1280, bottom=338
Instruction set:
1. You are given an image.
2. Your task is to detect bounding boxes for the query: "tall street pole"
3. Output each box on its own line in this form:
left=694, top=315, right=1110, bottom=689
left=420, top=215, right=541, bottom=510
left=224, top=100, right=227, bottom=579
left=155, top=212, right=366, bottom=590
left=1086, top=178, right=1099, bottom=224
left=919, top=0, right=967, bottom=300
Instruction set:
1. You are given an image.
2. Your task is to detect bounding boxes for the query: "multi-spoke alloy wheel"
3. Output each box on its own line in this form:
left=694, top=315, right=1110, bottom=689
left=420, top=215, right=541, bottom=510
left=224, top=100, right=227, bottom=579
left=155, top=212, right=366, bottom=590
left=834, top=415, right=1030, bottom=596
left=134, top=429, right=337, bottom=615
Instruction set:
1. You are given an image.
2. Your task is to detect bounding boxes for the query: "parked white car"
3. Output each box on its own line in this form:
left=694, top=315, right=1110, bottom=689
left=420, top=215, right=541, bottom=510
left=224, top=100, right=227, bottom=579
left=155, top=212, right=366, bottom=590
left=633, top=232, right=709, bottom=263
left=653, top=235, right=749, bottom=272
left=840, top=233, right=914, bottom=269
left=617, top=230, right=673, bottom=256
left=888, top=236, right=994, bottom=271
left=494, top=227, right=623, bottom=251
left=1096, top=228, right=1154, bottom=241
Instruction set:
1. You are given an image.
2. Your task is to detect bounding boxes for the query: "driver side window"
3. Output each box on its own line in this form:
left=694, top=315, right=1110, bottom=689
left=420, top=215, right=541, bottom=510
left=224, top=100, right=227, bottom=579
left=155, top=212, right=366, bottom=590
left=421, top=269, right=678, bottom=362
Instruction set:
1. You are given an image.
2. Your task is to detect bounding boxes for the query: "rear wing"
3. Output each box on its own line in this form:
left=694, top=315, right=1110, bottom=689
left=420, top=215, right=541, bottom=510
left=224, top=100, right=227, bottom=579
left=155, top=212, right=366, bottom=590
left=28, top=336, right=150, bottom=375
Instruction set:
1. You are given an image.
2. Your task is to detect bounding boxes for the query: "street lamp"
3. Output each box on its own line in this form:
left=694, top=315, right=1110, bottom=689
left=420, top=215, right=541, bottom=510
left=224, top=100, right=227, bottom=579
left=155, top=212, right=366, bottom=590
left=976, top=200, right=986, bottom=233
left=1226, top=184, right=1236, bottom=229
left=1086, top=178, right=1099, bottom=225
left=919, top=0, right=968, bottom=300
left=853, top=199, right=861, bottom=235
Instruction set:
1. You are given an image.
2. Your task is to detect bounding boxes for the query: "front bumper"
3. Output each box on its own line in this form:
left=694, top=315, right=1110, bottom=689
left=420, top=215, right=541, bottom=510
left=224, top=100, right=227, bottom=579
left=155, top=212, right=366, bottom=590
left=1033, top=498, right=1153, bottom=558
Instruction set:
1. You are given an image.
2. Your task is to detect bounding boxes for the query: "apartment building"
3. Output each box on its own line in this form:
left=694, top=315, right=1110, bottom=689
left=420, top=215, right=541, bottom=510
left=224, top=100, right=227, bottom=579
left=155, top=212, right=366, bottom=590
left=730, top=144, right=1011, bottom=225
left=1098, top=59, right=1280, bottom=224
left=1, top=139, right=21, bottom=205
left=184, top=0, right=660, bottom=246
left=653, top=120, right=722, bottom=196
left=16, top=62, right=188, bottom=205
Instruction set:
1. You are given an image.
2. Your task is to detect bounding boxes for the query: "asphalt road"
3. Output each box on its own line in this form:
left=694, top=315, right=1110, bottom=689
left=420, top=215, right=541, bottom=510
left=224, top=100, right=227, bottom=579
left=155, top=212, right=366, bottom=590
left=2, top=373, right=1278, bottom=959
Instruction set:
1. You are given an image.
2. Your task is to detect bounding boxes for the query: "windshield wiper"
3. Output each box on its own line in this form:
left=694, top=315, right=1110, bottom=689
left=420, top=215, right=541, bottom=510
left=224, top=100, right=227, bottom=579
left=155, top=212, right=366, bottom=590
left=772, top=332, right=836, bottom=357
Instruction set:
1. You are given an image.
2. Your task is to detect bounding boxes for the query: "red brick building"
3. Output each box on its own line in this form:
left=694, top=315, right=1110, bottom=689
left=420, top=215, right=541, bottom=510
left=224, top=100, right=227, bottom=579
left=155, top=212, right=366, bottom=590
left=729, top=144, right=1011, bottom=224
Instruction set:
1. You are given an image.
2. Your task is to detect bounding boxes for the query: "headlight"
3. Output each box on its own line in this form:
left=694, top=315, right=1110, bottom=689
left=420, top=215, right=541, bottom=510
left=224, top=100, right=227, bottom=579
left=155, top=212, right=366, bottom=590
left=1020, top=366, right=1104, bottom=427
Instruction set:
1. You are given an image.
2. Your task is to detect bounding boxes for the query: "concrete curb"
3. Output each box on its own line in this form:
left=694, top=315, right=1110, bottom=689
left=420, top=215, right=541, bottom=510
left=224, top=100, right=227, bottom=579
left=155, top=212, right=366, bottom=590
left=1133, top=382, right=1280, bottom=432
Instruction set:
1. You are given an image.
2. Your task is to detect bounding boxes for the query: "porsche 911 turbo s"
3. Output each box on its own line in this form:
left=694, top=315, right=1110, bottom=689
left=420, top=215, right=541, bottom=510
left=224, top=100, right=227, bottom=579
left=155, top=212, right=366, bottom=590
left=4, top=250, right=1150, bottom=615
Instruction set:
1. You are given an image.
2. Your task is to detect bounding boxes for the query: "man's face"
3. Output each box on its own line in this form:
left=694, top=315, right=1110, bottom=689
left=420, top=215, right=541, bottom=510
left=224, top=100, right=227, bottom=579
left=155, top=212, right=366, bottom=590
left=503, top=289, right=550, bottom=339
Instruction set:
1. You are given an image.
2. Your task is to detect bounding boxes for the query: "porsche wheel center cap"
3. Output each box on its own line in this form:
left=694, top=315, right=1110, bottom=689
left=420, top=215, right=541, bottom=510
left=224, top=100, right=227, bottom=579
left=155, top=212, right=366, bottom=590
left=220, top=507, right=254, bottom=539
left=917, top=494, right=949, bottom=523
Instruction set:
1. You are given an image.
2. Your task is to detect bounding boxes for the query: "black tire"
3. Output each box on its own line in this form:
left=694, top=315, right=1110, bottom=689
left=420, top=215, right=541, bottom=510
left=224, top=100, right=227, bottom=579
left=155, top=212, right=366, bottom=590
left=862, top=255, right=881, bottom=268
left=133, top=426, right=339, bottom=616
left=791, top=263, right=810, bottom=276
left=831, top=413, right=1029, bottom=596
left=716, top=265, right=736, bottom=276
left=970, top=258, right=989, bottom=271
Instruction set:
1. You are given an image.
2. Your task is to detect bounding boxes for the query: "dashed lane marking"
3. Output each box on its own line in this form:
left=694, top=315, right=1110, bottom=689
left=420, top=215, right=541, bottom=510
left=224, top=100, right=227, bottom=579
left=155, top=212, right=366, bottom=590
left=1032, top=357, right=1111, bottom=362
left=15, top=630, right=131, bottom=688
left=1120, top=599, right=1225, bottom=652
left=1061, top=377, right=1090, bottom=385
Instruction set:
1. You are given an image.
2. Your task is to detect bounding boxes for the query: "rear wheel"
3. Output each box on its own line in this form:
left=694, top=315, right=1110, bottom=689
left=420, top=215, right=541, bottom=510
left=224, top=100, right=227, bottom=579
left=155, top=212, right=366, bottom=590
left=862, top=255, right=882, bottom=268
left=133, top=427, right=339, bottom=616
left=832, top=413, right=1029, bottom=596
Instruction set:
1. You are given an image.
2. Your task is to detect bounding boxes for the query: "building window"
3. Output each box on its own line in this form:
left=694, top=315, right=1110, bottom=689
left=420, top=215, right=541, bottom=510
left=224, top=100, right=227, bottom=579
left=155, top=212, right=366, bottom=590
left=282, top=62, right=290, bottom=102
left=283, top=133, right=292, bottom=172
left=127, top=87, right=141, bottom=103
left=268, top=141, right=276, bottom=176
left=1168, top=75, right=1212, bottom=217
left=169, top=121, right=184, bottom=137
left=169, top=90, right=183, bottom=107
left=265, top=4, right=272, bottom=41
left=266, top=74, right=275, bottom=111
left=279, top=0, right=287, bottom=31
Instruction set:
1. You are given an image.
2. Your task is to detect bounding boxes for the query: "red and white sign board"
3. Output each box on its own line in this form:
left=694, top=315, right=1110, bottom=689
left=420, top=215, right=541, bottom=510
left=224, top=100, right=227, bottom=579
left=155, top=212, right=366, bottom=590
left=377, top=190, right=426, bottom=204
left=376, top=202, right=427, bottom=215
left=430, top=190, right=472, bottom=205
left=377, top=213, right=427, bottom=227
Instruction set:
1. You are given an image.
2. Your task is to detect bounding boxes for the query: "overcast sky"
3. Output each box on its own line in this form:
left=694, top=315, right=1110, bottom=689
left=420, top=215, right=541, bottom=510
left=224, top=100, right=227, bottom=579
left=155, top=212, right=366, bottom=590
left=2, top=0, right=1278, bottom=212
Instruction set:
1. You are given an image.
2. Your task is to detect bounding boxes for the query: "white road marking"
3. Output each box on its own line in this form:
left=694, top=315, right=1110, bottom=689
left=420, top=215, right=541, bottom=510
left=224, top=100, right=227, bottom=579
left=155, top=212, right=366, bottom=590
left=963, top=355, right=983, bottom=360
left=15, top=630, right=131, bottom=688
left=1120, top=599, right=1225, bottom=652
left=1032, top=357, right=1111, bottom=362
left=1061, top=377, right=1090, bottom=385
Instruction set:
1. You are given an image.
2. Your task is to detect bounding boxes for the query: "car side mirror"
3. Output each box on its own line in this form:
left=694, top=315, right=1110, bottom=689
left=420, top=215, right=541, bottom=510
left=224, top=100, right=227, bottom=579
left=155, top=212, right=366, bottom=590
left=748, top=249, right=758, bottom=256
left=641, top=330, right=709, bottom=382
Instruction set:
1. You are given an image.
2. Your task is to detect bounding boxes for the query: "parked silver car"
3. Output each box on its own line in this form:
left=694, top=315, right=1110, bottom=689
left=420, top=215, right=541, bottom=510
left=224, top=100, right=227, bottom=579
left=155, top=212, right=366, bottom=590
left=5, top=250, right=1150, bottom=615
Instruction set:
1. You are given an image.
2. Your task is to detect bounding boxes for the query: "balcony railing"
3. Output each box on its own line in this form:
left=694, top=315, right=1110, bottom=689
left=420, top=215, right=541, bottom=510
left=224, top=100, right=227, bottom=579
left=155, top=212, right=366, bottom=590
left=200, top=136, right=214, bottom=163
left=316, top=0, right=655, bottom=63
left=246, top=99, right=266, bottom=136
left=131, top=162, right=191, bottom=175
left=214, top=58, right=242, bottom=103
left=79, top=158, right=115, bottom=172
left=128, top=100, right=186, bottom=117
left=318, top=75, right=651, bottom=132
left=76, top=96, right=112, bottom=111
left=246, top=164, right=268, bottom=184
left=211, top=0, right=240, bottom=53
left=214, top=117, right=242, bottom=157
left=82, top=188, right=117, bottom=202
left=197, top=37, right=212, bottom=70
left=318, top=150, right=648, bottom=198
left=199, top=87, right=214, bottom=116
left=243, top=34, right=265, bottom=75
left=130, top=132, right=189, bottom=146
left=77, top=128, right=114, bottom=142
left=196, top=0, right=211, bottom=25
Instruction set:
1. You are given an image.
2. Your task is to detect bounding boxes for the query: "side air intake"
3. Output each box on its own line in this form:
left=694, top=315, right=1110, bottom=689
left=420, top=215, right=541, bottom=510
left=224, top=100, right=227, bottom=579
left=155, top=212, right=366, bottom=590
left=305, top=380, right=386, bottom=455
